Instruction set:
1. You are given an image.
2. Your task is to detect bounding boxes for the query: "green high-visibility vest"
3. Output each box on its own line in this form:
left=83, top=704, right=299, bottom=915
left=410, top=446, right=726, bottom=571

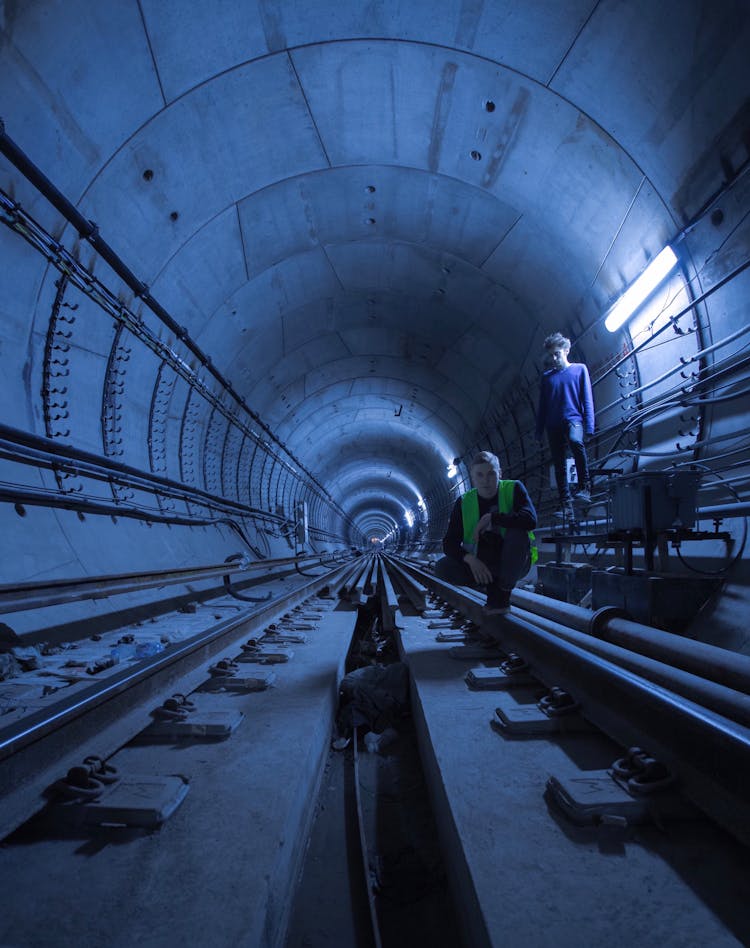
left=461, top=481, right=538, bottom=565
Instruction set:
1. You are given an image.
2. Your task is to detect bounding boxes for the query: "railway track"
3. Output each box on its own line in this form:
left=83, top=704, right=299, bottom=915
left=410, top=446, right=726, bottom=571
left=0, top=555, right=355, bottom=839
left=382, top=553, right=750, bottom=849
left=1, top=551, right=749, bottom=947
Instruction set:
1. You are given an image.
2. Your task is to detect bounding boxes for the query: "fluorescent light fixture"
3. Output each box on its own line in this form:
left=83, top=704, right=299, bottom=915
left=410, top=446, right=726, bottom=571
left=404, top=510, right=414, bottom=527
left=604, top=245, right=678, bottom=333
left=417, top=496, right=426, bottom=510
left=446, top=463, right=457, bottom=479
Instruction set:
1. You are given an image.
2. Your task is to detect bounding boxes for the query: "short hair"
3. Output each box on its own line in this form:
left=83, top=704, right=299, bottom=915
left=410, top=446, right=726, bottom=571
left=544, top=332, right=571, bottom=352
left=470, top=451, right=500, bottom=474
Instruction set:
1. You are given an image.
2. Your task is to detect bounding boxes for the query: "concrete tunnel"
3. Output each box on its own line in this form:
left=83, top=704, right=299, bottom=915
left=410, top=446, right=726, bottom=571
left=1, top=0, right=750, bottom=944
left=2, top=0, right=749, bottom=641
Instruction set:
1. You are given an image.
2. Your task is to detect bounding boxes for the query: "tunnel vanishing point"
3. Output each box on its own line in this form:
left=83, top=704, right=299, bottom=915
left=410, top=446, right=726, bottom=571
left=2, top=0, right=749, bottom=646
left=3, top=3, right=750, bottom=947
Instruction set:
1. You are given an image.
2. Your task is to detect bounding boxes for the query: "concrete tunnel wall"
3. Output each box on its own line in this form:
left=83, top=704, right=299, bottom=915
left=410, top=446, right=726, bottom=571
left=1, top=1, right=749, bottom=650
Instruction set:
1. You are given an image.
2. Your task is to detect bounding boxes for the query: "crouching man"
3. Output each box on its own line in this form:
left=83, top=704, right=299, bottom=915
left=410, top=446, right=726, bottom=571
left=435, top=451, right=537, bottom=615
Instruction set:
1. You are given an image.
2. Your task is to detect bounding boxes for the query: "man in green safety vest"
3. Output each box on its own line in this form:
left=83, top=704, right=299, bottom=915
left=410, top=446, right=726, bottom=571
left=435, top=451, right=537, bottom=615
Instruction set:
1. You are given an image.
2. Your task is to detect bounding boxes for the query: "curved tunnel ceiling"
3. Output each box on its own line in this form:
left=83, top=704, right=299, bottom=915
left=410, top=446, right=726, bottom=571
left=2, top=2, right=749, bottom=542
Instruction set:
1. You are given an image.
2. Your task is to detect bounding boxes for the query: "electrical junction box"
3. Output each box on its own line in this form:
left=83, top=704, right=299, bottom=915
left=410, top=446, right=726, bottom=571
left=610, top=471, right=700, bottom=532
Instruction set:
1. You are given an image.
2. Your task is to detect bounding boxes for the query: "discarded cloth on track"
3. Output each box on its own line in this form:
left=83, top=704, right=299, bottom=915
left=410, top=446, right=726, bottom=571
left=336, top=662, right=409, bottom=734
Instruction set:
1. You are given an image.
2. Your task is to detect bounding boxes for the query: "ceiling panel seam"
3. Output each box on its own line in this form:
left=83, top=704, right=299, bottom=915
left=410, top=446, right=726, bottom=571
left=136, top=0, right=167, bottom=109
left=65, top=39, right=655, bottom=214
left=236, top=204, right=251, bottom=283
left=320, top=245, right=345, bottom=291
left=286, top=50, right=332, bottom=169
left=478, top=212, right=523, bottom=269
left=588, top=176, right=647, bottom=290
left=544, top=0, right=603, bottom=89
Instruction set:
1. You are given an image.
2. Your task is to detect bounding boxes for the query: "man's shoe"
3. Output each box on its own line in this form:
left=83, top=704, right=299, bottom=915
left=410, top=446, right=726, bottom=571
left=483, top=606, right=510, bottom=617
left=485, top=587, right=511, bottom=615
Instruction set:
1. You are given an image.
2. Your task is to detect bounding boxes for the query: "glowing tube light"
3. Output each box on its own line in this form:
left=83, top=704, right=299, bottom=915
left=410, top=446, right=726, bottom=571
left=604, top=245, right=678, bottom=333
left=404, top=509, right=414, bottom=527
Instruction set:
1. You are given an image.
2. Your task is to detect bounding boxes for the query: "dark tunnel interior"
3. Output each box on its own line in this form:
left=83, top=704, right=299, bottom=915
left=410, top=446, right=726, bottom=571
left=2, top=1, right=749, bottom=651
left=2, top=3, right=750, bottom=944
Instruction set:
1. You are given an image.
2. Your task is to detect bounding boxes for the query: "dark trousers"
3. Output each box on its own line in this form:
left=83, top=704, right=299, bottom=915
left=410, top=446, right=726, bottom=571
left=434, top=529, right=531, bottom=608
left=547, top=422, right=589, bottom=505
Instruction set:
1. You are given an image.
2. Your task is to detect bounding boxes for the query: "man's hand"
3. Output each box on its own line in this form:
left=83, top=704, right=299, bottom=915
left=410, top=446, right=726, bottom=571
left=471, top=512, right=494, bottom=546
left=463, top=553, right=493, bottom=586
left=475, top=512, right=493, bottom=535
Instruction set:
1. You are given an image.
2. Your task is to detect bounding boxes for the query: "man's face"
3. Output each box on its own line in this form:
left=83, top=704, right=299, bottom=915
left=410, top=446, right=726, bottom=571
left=549, top=346, right=569, bottom=369
left=471, top=462, right=499, bottom=498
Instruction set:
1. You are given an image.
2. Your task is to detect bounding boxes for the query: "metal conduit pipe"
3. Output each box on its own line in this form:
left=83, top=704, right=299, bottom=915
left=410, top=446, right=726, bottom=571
left=596, top=371, right=738, bottom=426
left=0, top=553, right=339, bottom=613
left=607, top=428, right=750, bottom=461
left=599, top=326, right=750, bottom=415
left=697, top=501, right=750, bottom=518
left=511, top=589, right=750, bottom=695
left=699, top=472, right=750, bottom=491
left=0, top=485, right=249, bottom=531
left=497, top=612, right=750, bottom=846
left=596, top=253, right=750, bottom=386
left=0, top=421, right=274, bottom=521
left=516, top=607, right=750, bottom=728
left=397, top=558, right=750, bottom=838
left=0, top=122, right=337, bottom=509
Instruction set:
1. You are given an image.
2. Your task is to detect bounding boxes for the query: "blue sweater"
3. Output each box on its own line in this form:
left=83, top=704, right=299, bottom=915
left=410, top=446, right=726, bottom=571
left=536, top=363, right=594, bottom=436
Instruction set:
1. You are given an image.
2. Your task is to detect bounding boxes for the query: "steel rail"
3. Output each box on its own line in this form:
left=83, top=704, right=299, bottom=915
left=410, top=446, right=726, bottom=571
left=381, top=555, right=428, bottom=613
left=0, top=560, right=353, bottom=839
left=352, top=728, right=384, bottom=948
left=377, top=556, right=400, bottom=633
left=494, top=611, right=750, bottom=847
left=391, top=557, right=750, bottom=846
left=0, top=554, right=338, bottom=613
left=345, top=559, right=372, bottom=604
left=395, top=556, right=750, bottom=696
left=513, top=608, right=750, bottom=728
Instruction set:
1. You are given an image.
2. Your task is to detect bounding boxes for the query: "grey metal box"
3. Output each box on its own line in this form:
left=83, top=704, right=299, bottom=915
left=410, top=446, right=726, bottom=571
left=610, top=471, right=700, bottom=532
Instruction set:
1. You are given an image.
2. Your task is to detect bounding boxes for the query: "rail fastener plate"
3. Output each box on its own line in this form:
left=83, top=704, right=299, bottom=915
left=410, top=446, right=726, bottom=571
left=49, top=774, right=190, bottom=829
left=545, top=771, right=699, bottom=827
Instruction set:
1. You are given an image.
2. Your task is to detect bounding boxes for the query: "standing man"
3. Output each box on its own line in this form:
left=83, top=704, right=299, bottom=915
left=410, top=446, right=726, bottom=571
left=435, top=451, right=537, bottom=615
left=536, top=332, right=595, bottom=520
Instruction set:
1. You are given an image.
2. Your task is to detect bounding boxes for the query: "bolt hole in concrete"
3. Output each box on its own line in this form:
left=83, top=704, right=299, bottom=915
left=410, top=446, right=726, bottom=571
left=484, top=100, right=496, bottom=112
left=285, top=606, right=461, bottom=948
left=470, top=150, right=482, bottom=161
